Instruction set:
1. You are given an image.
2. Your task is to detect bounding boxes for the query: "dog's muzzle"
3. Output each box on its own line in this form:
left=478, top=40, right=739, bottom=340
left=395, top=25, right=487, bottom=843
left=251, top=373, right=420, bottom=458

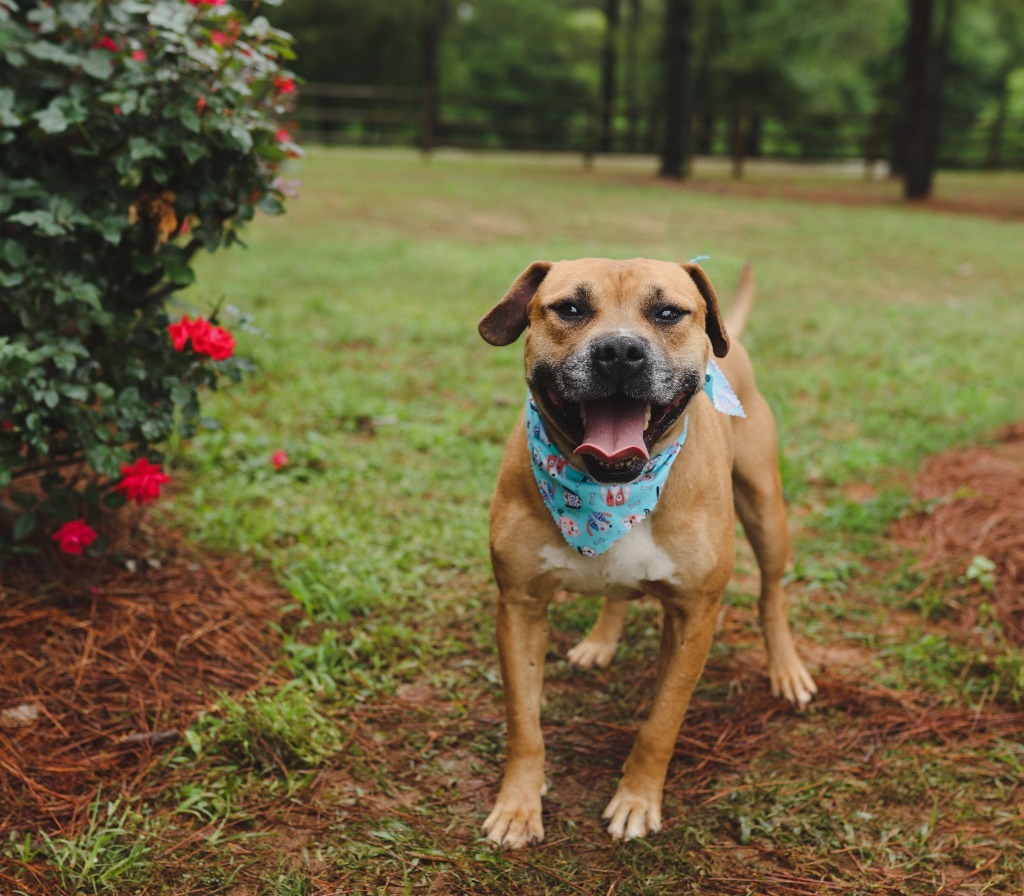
left=531, top=335, right=700, bottom=484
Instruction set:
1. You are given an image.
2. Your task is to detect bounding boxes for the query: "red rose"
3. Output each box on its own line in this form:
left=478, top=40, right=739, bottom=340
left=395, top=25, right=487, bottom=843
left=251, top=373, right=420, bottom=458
left=273, top=76, right=296, bottom=95
left=191, top=320, right=235, bottom=361
left=188, top=0, right=226, bottom=5
left=275, top=127, right=292, bottom=144
left=116, top=458, right=171, bottom=505
left=168, top=315, right=193, bottom=351
left=168, top=315, right=234, bottom=360
left=131, top=49, right=146, bottom=61
left=271, top=450, right=289, bottom=469
left=210, top=30, right=230, bottom=46
left=196, top=96, right=207, bottom=113
left=95, top=36, right=119, bottom=51
left=52, top=520, right=98, bottom=555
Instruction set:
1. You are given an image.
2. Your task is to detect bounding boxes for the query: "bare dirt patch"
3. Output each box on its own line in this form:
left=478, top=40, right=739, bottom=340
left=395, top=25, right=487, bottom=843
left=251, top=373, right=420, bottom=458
left=891, top=422, right=1024, bottom=644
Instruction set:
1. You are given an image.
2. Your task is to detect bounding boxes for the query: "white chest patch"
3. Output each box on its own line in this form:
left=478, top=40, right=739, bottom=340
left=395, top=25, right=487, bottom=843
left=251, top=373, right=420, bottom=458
left=537, top=519, right=677, bottom=599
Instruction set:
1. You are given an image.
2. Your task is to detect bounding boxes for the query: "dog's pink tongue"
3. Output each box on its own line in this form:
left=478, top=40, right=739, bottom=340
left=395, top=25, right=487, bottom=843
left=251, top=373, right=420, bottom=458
left=574, top=396, right=650, bottom=463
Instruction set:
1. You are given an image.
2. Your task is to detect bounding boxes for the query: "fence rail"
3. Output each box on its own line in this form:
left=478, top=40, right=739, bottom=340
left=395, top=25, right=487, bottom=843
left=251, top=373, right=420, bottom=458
left=289, top=83, right=1024, bottom=172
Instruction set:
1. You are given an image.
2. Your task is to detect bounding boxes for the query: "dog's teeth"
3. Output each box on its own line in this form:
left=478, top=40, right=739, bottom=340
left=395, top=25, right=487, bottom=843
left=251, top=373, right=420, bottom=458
left=643, top=404, right=652, bottom=432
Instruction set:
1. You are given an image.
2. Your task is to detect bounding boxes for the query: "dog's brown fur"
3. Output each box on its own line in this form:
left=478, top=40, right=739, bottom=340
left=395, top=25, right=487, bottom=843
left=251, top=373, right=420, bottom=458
left=479, top=259, right=816, bottom=848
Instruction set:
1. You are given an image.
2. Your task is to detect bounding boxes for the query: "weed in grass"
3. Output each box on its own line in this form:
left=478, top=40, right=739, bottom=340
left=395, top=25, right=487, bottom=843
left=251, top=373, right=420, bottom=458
left=879, top=631, right=992, bottom=698
left=170, top=770, right=248, bottom=825
left=184, top=682, right=342, bottom=774
left=817, top=489, right=912, bottom=540
left=11, top=796, right=150, bottom=895
left=908, top=584, right=953, bottom=621
left=961, top=553, right=997, bottom=593
left=262, top=865, right=313, bottom=896
left=991, top=650, right=1024, bottom=705
left=785, top=554, right=863, bottom=596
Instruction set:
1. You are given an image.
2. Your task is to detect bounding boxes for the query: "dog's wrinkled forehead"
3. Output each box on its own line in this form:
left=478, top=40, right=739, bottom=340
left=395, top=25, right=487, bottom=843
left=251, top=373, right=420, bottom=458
left=532, top=258, right=704, bottom=319
left=479, top=256, right=730, bottom=357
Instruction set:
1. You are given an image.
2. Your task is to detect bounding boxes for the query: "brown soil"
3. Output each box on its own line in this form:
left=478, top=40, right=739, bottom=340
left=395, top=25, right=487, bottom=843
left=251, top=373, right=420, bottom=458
left=891, top=421, right=1024, bottom=644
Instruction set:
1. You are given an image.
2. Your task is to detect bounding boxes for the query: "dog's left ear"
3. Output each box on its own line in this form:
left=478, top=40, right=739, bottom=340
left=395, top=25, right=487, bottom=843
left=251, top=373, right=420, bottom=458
left=479, top=261, right=552, bottom=346
left=682, top=263, right=730, bottom=357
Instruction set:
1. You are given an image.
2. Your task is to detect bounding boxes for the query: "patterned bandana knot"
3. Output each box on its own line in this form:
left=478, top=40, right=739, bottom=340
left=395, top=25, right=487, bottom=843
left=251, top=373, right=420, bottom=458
left=526, top=359, right=744, bottom=557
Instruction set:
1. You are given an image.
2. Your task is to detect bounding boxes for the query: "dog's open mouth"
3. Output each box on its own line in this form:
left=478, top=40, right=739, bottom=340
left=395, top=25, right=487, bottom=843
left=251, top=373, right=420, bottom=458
left=540, top=388, right=693, bottom=483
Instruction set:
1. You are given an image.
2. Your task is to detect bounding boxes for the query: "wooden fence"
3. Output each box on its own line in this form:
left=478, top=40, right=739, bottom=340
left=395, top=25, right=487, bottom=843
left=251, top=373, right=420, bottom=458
left=289, top=83, right=1024, bottom=173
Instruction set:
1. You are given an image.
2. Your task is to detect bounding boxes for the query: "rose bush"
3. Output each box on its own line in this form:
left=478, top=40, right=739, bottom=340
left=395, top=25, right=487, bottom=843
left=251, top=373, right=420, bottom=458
left=0, top=0, right=298, bottom=557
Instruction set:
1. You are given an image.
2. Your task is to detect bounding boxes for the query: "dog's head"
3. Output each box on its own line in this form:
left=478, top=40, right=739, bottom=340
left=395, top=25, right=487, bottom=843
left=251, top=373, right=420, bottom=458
left=480, top=258, right=729, bottom=484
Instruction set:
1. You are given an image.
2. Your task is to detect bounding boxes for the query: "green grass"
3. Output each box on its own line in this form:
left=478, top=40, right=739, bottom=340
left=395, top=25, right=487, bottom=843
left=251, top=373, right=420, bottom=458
left=8, top=150, right=1024, bottom=894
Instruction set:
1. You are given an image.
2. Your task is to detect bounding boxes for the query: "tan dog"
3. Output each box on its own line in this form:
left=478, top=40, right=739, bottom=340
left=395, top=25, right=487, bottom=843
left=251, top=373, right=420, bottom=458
left=477, top=258, right=816, bottom=848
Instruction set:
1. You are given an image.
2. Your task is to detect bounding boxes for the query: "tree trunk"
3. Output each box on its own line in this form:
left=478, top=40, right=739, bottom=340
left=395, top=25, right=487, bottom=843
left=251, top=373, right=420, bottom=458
left=419, top=0, right=446, bottom=157
left=599, top=0, right=621, bottom=153
left=659, top=0, right=695, bottom=179
left=694, top=109, right=714, bottom=155
left=731, top=102, right=748, bottom=179
left=902, top=0, right=934, bottom=198
left=986, top=84, right=1009, bottom=170
left=623, top=0, right=641, bottom=153
left=922, top=0, right=955, bottom=183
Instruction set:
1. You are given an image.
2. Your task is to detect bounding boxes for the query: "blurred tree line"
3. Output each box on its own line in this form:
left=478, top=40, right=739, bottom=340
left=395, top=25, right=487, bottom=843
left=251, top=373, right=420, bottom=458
left=269, top=0, right=1024, bottom=196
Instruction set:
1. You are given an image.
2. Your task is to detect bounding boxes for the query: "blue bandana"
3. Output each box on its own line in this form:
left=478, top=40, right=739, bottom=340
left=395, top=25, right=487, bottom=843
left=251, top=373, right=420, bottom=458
left=526, top=359, right=744, bottom=557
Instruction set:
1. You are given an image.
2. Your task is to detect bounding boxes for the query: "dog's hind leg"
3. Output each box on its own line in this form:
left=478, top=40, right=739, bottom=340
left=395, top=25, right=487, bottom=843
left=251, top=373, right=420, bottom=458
left=732, top=397, right=817, bottom=708
left=566, top=597, right=627, bottom=669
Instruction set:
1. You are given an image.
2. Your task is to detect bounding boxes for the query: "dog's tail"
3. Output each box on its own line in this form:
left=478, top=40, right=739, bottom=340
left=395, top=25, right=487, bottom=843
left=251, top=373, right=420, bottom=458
left=725, top=264, right=755, bottom=340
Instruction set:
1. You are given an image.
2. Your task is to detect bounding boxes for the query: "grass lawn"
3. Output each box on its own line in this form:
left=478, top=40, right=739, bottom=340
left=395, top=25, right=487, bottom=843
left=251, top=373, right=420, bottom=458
left=4, top=149, right=1024, bottom=894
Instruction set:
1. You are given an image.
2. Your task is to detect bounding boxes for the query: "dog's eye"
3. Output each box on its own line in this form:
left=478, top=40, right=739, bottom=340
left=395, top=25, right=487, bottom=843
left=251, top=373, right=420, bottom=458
left=654, top=306, right=687, bottom=322
left=552, top=301, right=587, bottom=321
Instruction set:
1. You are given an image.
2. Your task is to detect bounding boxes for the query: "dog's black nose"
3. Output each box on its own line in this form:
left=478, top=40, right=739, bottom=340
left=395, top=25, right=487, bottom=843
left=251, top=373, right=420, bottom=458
left=591, top=335, right=648, bottom=384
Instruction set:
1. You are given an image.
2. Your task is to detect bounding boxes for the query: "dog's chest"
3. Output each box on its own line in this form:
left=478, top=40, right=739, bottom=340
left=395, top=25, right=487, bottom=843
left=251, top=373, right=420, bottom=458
left=537, top=520, right=676, bottom=599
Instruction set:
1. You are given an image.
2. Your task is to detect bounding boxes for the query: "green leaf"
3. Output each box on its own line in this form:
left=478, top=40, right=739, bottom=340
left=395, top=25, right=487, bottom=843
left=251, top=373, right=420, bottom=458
left=80, top=52, right=115, bottom=81
left=129, top=137, right=163, bottom=162
left=12, top=511, right=38, bottom=542
left=180, top=140, right=208, bottom=164
left=11, top=492, right=37, bottom=510
left=1, top=240, right=28, bottom=268
left=258, top=194, right=285, bottom=216
left=8, top=210, right=64, bottom=236
left=160, top=251, right=195, bottom=286
left=60, top=384, right=89, bottom=401
left=33, top=102, right=69, bottom=135
left=179, top=109, right=201, bottom=133
left=103, top=491, right=127, bottom=510
left=95, top=215, right=128, bottom=244
left=0, top=87, right=21, bottom=127
left=226, top=124, right=254, bottom=153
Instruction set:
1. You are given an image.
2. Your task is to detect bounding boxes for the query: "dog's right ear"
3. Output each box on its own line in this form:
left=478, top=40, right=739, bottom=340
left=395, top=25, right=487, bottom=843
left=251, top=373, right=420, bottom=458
left=478, top=262, right=552, bottom=346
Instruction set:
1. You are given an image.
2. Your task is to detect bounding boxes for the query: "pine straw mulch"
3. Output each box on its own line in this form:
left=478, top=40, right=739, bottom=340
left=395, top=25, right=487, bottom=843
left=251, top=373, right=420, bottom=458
left=0, top=516, right=289, bottom=841
left=891, top=421, right=1024, bottom=645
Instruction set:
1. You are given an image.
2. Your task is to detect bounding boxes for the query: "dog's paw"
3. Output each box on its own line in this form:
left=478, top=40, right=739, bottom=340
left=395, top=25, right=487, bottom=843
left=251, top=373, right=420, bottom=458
left=769, top=654, right=818, bottom=709
left=603, top=786, right=662, bottom=841
left=483, top=795, right=544, bottom=849
left=566, top=636, right=617, bottom=669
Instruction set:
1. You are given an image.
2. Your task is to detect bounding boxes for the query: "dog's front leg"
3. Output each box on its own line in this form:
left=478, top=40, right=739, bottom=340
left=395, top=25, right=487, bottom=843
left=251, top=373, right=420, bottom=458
left=604, top=596, right=719, bottom=841
left=483, top=587, right=552, bottom=848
